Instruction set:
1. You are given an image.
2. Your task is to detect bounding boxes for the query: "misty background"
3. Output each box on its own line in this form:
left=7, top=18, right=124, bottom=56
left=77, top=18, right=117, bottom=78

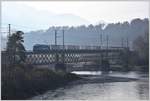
left=1, top=1, right=149, bottom=50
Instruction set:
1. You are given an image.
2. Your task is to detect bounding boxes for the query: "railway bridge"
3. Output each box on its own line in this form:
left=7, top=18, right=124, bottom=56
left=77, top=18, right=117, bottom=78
left=25, top=45, right=129, bottom=72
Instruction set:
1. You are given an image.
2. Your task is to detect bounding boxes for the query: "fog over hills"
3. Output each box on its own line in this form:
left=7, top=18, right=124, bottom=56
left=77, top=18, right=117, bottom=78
left=2, top=3, right=90, bottom=31
left=1, top=18, right=148, bottom=50
left=22, top=18, right=148, bottom=50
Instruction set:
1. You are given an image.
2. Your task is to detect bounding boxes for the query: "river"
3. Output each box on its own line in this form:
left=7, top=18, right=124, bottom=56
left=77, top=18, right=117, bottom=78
left=31, top=71, right=149, bottom=100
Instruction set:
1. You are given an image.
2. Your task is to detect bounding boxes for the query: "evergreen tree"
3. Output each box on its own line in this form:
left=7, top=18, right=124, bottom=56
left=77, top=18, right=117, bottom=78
left=6, top=31, right=26, bottom=65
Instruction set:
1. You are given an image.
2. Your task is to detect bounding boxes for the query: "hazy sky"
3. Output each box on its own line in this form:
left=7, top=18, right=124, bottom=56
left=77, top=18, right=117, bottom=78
left=22, top=1, right=149, bottom=23
left=1, top=1, right=149, bottom=32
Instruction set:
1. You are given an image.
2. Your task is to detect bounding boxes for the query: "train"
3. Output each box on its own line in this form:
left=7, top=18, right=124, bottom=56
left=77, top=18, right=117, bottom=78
left=33, top=44, right=115, bottom=52
left=33, top=44, right=50, bottom=52
left=33, top=44, right=80, bottom=52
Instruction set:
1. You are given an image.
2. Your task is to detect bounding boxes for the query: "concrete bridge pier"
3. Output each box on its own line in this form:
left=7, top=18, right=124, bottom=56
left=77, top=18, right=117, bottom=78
left=54, top=51, right=66, bottom=72
left=55, top=62, right=66, bottom=72
left=101, top=59, right=110, bottom=73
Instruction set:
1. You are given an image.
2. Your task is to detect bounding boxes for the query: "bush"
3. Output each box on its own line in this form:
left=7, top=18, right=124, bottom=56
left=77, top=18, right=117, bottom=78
left=1, top=64, right=79, bottom=100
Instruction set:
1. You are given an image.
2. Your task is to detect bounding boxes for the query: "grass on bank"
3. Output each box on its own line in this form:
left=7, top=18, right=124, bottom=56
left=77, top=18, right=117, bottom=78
left=1, top=64, right=80, bottom=100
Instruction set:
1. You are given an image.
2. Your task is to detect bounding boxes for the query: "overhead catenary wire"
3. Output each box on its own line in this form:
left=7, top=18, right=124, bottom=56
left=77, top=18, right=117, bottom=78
left=1, top=23, right=65, bottom=36
left=1, top=23, right=46, bottom=36
left=1, top=22, right=40, bottom=30
left=1, top=23, right=125, bottom=48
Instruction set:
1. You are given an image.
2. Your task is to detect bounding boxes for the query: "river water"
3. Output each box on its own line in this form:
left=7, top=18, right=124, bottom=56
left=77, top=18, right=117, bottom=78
left=31, top=71, right=149, bottom=100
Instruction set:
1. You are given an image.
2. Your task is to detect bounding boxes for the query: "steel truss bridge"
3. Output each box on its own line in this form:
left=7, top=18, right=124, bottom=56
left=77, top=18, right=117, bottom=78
left=25, top=45, right=128, bottom=66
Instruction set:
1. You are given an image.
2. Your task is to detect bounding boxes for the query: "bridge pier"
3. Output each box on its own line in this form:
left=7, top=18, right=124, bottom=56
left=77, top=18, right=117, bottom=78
left=101, top=59, right=110, bottom=73
left=55, top=62, right=66, bottom=72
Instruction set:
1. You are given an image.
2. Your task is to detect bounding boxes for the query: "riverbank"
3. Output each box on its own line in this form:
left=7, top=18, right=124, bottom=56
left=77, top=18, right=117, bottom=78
left=1, top=64, right=80, bottom=100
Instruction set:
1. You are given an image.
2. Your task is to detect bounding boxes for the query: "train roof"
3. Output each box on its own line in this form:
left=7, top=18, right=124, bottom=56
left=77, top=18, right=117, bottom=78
left=33, top=44, right=50, bottom=46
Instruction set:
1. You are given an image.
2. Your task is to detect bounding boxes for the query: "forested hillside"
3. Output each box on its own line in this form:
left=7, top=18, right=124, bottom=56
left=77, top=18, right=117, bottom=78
left=24, top=18, right=148, bottom=50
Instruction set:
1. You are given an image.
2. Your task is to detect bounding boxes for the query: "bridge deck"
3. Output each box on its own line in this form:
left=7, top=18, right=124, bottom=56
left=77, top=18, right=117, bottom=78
left=2, top=46, right=128, bottom=66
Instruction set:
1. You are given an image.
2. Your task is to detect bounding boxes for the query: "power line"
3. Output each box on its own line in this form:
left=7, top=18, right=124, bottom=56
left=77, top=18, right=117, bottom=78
left=62, top=29, right=65, bottom=64
left=62, top=29, right=65, bottom=48
left=126, top=37, right=129, bottom=49
left=1, top=22, right=38, bottom=30
left=121, top=38, right=124, bottom=48
left=8, top=24, right=11, bottom=37
left=100, top=33, right=103, bottom=46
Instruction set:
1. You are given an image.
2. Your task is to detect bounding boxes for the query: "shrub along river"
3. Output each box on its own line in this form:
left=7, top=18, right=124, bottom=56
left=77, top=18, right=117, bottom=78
left=31, top=71, right=149, bottom=100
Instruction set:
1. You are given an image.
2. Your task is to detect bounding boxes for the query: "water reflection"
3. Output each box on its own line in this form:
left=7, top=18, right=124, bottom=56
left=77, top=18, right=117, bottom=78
left=31, top=71, right=149, bottom=100
left=72, top=71, right=140, bottom=78
left=137, top=80, right=149, bottom=99
left=71, top=71, right=102, bottom=75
